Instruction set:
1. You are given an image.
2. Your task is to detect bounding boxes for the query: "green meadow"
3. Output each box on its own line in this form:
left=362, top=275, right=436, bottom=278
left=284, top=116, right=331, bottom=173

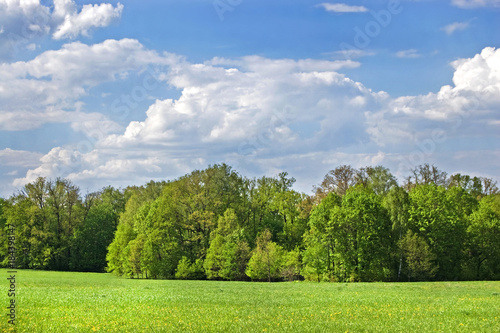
left=1, top=269, right=499, bottom=332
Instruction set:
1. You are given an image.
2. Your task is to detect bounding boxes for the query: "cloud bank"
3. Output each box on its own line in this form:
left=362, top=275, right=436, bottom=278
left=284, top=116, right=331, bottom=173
left=3, top=37, right=498, bottom=194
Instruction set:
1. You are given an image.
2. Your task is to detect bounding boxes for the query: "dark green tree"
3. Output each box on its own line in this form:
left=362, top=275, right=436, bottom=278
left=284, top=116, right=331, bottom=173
left=71, top=203, right=117, bottom=272
left=399, top=230, right=438, bottom=281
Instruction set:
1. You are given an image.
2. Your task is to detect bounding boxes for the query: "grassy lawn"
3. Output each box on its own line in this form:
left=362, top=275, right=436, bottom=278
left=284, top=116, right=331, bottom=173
left=1, top=269, right=499, bottom=332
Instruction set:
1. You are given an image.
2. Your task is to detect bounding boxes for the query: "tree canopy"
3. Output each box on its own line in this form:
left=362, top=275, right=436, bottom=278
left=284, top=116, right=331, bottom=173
left=1, top=163, right=499, bottom=282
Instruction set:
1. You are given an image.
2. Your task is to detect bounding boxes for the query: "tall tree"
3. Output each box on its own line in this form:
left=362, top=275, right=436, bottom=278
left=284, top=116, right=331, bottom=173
left=246, top=229, right=284, bottom=282
left=204, top=208, right=250, bottom=281
left=71, top=203, right=117, bottom=272
left=448, top=174, right=482, bottom=198
left=314, top=165, right=357, bottom=199
left=408, top=184, right=470, bottom=280
left=399, top=230, right=438, bottom=281
left=329, top=187, right=392, bottom=282
left=383, top=186, right=410, bottom=281
left=303, top=192, right=341, bottom=280
left=481, top=177, right=499, bottom=196
left=465, top=194, right=500, bottom=279
left=406, top=164, right=448, bottom=189
left=367, top=166, right=397, bottom=196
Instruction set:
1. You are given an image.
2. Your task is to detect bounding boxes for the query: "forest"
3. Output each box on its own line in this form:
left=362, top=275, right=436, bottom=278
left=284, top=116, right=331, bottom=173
left=1, top=163, right=499, bottom=282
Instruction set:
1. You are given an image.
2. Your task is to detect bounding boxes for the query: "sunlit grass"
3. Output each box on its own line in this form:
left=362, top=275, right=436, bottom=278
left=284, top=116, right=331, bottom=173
left=1, top=269, right=499, bottom=332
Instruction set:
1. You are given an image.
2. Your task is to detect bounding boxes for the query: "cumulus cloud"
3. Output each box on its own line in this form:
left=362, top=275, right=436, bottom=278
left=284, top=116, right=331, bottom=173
left=52, top=0, right=124, bottom=39
left=451, top=0, right=500, bottom=8
left=6, top=42, right=500, bottom=196
left=367, top=47, right=500, bottom=146
left=442, top=21, right=471, bottom=35
left=317, top=3, right=368, bottom=13
left=0, top=0, right=123, bottom=60
left=0, top=38, right=168, bottom=132
left=12, top=45, right=385, bottom=189
left=365, top=46, right=500, bottom=179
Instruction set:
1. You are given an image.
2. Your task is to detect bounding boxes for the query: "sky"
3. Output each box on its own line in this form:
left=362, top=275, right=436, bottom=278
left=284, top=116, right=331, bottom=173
left=0, top=0, right=499, bottom=197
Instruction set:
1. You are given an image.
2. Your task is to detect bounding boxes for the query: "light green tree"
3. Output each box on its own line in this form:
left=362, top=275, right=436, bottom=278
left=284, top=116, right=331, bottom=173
left=246, top=229, right=284, bottom=282
left=465, top=194, right=500, bottom=279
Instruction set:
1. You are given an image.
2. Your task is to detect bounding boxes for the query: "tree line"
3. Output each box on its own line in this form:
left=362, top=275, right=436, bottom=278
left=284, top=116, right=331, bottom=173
left=1, top=163, right=499, bottom=282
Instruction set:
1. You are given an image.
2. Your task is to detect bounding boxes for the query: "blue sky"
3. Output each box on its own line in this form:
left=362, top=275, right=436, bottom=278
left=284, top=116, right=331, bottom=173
left=0, top=0, right=499, bottom=196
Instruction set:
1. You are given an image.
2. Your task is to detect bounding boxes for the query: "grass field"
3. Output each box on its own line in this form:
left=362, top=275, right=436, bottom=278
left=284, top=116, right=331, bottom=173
left=1, top=269, right=499, bottom=332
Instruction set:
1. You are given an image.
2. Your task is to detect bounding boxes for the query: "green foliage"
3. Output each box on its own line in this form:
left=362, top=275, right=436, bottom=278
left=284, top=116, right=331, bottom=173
left=71, top=203, right=117, bottom=272
left=246, top=229, right=284, bottom=281
left=280, top=247, right=301, bottom=281
left=399, top=230, right=438, bottom=281
left=465, top=194, right=500, bottom=280
left=205, top=209, right=251, bottom=281
left=2, top=163, right=499, bottom=283
left=302, top=229, right=329, bottom=282
left=408, top=184, right=469, bottom=280
left=175, top=256, right=204, bottom=280
left=329, top=187, right=392, bottom=282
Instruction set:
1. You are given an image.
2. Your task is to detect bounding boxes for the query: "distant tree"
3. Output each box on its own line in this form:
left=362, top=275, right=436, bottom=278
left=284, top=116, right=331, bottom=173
left=408, top=184, right=470, bottom=280
left=399, top=230, right=438, bottom=281
left=175, top=257, right=204, bottom=280
left=303, top=192, right=341, bottom=281
left=367, top=166, right=397, bottom=196
left=448, top=174, right=482, bottom=198
left=71, top=203, right=117, bottom=272
left=330, top=187, right=392, bottom=282
left=405, top=164, right=448, bottom=189
left=219, top=239, right=250, bottom=281
left=481, top=177, right=499, bottom=196
left=465, top=195, right=500, bottom=279
left=383, top=186, right=410, bottom=281
left=128, top=233, right=146, bottom=278
left=204, top=235, right=225, bottom=279
left=246, top=229, right=284, bottom=282
left=100, top=186, right=126, bottom=217
left=205, top=209, right=250, bottom=280
left=314, top=165, right=357, bottom=199
left=281, top=248, right=301, bottom=281
left=302, top=230, right=329, bottom=282
left=106, top=181, right=165, bottom=276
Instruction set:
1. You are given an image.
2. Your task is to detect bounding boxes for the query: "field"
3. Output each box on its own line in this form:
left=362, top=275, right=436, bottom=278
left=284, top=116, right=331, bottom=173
left=1, top=269, right=499, bottom=332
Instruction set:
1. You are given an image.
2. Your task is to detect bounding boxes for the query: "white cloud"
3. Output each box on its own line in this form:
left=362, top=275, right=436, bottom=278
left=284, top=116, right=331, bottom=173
left=0, top=148, right=43, bottom=167
left=395, top=49, right=421, bottom=58
left=317, top=3, right=368, bottom=13
left=0, top=0, right=123, bottom=60
left=451, top=0, right=500, bottom=8
left=367, top=47, right=500, bottom=146
left=5, top=43, right=500, bottom=196
left=0, top=38, right=168, bottom=131
left=12, top=45, right=384, bottom=190
left=451, top=47, right=500, bottom=92
left=442, top=21, right=471, bottom=35
left=52, top=1, right=124, bottom=40
left=325, top=49, right=377, bottom=59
